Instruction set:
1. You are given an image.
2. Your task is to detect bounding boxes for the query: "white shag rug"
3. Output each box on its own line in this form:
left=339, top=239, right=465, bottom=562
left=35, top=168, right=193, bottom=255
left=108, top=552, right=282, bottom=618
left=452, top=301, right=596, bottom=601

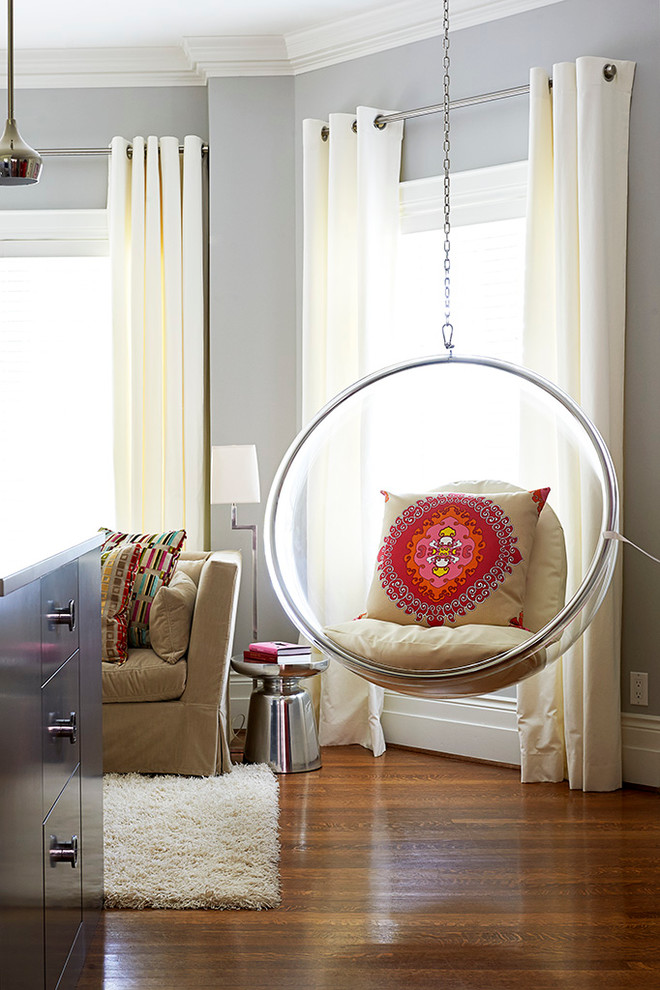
left=103, top=764, right=280, bottom=910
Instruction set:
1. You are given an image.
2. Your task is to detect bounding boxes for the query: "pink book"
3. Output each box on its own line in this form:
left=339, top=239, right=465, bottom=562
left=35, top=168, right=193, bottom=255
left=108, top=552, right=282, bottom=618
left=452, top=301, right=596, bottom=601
left=248, top=641, right=310, bottom=655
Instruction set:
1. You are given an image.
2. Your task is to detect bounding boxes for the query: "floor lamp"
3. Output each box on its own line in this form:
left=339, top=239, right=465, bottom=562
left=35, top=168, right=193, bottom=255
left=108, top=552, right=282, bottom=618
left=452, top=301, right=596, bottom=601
left=211, top=444, right=261, bottom=643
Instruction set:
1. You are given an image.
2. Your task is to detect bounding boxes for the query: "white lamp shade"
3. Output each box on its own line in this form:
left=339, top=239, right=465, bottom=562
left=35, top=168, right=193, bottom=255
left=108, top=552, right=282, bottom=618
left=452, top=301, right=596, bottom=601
left=211, top=445, right=261, bottom=504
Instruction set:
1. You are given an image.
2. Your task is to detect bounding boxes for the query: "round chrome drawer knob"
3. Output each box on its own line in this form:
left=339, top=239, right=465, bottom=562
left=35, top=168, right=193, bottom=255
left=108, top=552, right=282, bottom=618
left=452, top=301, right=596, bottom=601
left=49, top=834, right=78, bottom=868
left=46, top=599, right=76, bottom=631
left=47, top=711, right=77, bottom=744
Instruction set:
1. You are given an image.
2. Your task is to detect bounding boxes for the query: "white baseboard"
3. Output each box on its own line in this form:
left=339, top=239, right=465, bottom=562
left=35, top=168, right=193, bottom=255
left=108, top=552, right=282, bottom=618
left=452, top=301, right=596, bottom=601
left=229, top=673, right=252, bottom=735
left=383, top=693, right=660, bottom=788
left=621, top=712, right=660, bottom=788
left=382, top=691, right=521, bottom=765
left=229, top=678, right=660, bottom=788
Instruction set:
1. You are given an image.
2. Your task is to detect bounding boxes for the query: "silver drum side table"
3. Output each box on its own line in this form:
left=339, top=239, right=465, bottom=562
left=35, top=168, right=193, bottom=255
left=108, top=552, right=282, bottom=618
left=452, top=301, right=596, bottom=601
left=231, top=654, right=329, bottom=773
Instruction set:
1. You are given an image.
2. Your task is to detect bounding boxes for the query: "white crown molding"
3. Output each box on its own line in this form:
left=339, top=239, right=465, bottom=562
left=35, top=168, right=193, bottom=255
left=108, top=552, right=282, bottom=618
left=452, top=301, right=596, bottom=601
left=11, top=47, right=204, bottom=88
left=285, top=0, right=565, bottom=74
left=183, top=36, right=291, bottom=78
left=5, top=0, right=565, bottom=87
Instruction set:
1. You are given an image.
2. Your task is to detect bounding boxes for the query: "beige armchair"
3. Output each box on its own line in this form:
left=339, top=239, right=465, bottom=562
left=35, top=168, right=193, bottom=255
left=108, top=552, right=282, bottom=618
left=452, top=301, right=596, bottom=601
left=102, top=550, right=241, bottom=776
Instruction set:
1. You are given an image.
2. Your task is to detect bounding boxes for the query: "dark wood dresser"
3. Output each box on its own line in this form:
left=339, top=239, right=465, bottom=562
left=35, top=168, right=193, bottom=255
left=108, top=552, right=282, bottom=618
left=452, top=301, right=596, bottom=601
left=0, top=535, right=104, bottom=990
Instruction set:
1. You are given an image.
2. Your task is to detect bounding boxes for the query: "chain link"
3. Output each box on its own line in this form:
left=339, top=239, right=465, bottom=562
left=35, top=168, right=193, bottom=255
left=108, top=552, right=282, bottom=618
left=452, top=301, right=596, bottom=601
left=440, top=0, right=454, bottom=353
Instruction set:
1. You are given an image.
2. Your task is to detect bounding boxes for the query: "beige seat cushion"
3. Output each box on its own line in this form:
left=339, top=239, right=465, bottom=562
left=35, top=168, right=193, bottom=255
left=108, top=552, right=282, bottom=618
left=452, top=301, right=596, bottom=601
left=102, top=649, right=187, bottom=703
left=324, top=618, right=543, bottom=672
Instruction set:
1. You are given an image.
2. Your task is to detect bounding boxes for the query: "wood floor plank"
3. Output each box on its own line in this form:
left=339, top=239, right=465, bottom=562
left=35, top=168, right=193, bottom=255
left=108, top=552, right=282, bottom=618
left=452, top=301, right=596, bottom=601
left=77, top=745, right=660, bottom=990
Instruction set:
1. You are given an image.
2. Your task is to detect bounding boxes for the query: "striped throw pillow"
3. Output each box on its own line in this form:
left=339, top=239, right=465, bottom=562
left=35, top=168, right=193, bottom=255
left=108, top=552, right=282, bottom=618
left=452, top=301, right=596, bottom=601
left=100, top=529, right=186, bottom=648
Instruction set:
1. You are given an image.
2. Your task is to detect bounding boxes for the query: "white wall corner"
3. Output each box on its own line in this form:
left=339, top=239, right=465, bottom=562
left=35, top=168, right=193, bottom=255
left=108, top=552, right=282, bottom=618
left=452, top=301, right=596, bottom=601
left=183, top=36, right=292, bottom=79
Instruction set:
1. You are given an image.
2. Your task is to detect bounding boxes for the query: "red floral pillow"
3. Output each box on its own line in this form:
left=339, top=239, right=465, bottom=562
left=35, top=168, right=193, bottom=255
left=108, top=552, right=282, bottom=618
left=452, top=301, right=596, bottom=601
left=365, top=488, right=550, bottom=629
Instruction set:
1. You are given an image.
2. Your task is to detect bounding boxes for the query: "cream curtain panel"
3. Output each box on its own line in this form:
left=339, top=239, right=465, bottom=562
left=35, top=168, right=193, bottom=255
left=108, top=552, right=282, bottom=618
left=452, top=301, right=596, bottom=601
left=108, top=135, right=207, bottom=548
left=517, top=58, right=635, bottom=791
left=301, top=108, right=403, bottom=756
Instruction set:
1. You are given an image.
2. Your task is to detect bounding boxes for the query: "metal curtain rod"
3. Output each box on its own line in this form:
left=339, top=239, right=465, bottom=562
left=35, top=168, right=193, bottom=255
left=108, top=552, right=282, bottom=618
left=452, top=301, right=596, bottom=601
left=320, top=65, right=618, bottom=140
left=320, top=84, right=531, bottom=141
left=376, top=83, right=532, bottom=126
left=37, top=143, right=209, bottom=159
left=376, top=62, right=617, bottom=127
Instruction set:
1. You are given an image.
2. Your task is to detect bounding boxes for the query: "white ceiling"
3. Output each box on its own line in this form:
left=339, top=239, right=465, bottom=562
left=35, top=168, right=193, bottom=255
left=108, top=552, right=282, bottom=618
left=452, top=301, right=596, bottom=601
left=11, top=0, right=399, bottom=49
left=8, top=0, right=563, bottom=51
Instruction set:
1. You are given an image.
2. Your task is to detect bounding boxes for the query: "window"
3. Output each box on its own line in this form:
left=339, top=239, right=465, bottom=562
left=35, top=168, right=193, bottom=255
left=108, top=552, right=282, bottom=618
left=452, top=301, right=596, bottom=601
left=0, top=211, right=113, bottom=538
left=395, top=161, right=527, bottom=361
left=387, top=161, right=527, bottom=486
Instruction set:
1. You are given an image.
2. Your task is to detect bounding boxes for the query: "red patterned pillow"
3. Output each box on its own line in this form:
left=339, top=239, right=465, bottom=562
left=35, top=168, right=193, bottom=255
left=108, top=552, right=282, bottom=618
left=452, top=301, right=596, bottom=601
left=101, top=543, right=141, bottom=663
left=365, top=488, right=550, bottom=629
left=100, top=529, right=186, bottom=648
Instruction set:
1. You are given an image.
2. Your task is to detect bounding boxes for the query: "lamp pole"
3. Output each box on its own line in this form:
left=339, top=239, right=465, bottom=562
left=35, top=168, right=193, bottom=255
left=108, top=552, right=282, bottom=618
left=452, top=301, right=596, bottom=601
left=231, top=503, right=258, bottom=643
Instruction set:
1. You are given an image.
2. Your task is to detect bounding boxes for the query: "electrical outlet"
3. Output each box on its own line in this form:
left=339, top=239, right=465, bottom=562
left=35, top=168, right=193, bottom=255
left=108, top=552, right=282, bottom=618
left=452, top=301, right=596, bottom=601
left=630, top=671, right=649, bottom=706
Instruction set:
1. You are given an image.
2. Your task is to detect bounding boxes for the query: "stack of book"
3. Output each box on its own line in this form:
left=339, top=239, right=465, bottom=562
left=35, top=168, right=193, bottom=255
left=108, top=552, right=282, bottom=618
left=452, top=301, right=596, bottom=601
left=243, top=640, right=312, bottom=662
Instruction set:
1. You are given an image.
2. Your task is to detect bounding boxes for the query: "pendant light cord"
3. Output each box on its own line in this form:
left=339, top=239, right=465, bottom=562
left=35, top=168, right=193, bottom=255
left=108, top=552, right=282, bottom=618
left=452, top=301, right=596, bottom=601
left=0, top=0, right=42, bottom=182
left=441, top=0, right=454, bottom=354
left=6, top=0, right=14, bottom=121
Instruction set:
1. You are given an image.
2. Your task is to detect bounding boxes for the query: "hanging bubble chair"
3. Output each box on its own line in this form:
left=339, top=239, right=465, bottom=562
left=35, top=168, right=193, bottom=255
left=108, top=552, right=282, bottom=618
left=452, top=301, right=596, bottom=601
left=264, top=354, right=619, bottom=699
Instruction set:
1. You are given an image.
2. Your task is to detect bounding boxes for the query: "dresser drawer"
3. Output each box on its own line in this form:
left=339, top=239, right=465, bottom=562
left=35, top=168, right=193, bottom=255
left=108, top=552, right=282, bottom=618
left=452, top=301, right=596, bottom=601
left=42, top=561, right=79, bottom=683
left=43, top=767, right=82, bottom=990
left=42, top=652, right=80, bottom=819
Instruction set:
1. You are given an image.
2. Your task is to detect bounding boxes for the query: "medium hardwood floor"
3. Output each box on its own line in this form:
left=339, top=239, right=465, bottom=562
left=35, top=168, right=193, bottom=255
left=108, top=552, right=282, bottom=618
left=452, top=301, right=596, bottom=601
left=78, top=746, right=660, bottom=990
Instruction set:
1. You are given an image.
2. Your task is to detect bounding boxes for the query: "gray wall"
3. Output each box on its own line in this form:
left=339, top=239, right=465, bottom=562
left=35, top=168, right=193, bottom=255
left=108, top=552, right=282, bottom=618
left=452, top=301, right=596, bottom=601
left=207, top=76, right=297, bottom=650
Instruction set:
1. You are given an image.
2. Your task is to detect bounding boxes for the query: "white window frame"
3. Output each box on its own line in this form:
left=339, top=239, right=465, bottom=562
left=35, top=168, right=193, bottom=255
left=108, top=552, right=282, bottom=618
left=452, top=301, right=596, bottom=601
left=0, top=209, right=108, bottom=256
left=400, top=160, right=527, bottom=233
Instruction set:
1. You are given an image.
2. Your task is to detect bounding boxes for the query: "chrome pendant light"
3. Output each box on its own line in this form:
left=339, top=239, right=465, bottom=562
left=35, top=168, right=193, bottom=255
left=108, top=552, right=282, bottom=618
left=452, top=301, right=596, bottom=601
left=0, top=0, right=41, bottom=184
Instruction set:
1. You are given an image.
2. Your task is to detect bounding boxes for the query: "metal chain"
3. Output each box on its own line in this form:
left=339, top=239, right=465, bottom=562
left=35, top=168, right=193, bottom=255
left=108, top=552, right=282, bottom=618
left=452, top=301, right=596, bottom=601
left=440, top=0, right=454, bottom=353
